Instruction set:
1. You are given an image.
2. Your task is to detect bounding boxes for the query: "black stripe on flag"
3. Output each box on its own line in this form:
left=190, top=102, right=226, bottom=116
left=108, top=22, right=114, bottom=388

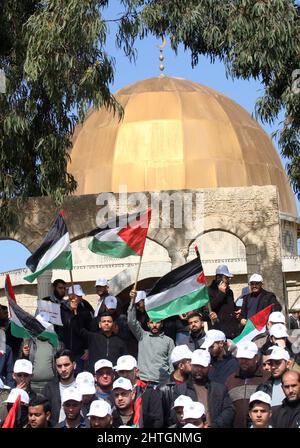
left=8, top=297, right=45, bottom=337
left=26, top=213, right=68, bottom=272
left=148, top=257, right=203, bottom=296
left=88, top=209, right=148, bottom=237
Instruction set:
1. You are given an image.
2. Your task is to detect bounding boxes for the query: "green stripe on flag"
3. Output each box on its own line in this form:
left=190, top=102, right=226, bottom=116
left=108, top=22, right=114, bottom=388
left=147, top=288, right=209, bottom=322
left=24, top=250, right=72, bottom=282
left=233, top=319, right=256, bottom=344
left=40, top=330, right=58, bottom=347
left=10, top=321, right=31, bottom=340
left=88, top=239, right=138, bottom=258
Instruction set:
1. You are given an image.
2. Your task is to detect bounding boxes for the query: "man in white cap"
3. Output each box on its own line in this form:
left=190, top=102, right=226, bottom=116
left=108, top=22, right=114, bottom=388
left=248, top=391, right=272, bottom=428
left=12, top=359, right=37, bottom=401
left=201, top=330, right=239, bottom=384
left=55, top=387, right=88, bottom=428
left=241, top=273, right=281, bottom=326
left=94, top=359, right=115, bottom=407
left=256, top=345, right=292, bottom=413
left=252, top=310, right=287, bottom=353
left=75, top=371, right=97, bottom=418
left=288, top=303, right=300, bottom=329
left=225, top=341, right=269, bottom=427
left=3, top=388, right=30, bottom=428
left=169, top=395, right=193, bottom=428
left=94, top=278, right=120, bottom=317
left=87, top=399, right=113, bottom=428
left=173, top=349, right=234, bottom=427
left=208, top=265, right=241, bottom=339
left=272, top=370, right=300, bottom=428
left=135, top=290, right=148, bottom=331
left=112, top=377, right=135, bottom=427
left=182, top=401, right=208, bottom=428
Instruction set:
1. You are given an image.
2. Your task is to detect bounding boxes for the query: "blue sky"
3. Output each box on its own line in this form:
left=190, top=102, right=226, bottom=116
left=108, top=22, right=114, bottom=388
left=0, top=4, right=298, bottom=272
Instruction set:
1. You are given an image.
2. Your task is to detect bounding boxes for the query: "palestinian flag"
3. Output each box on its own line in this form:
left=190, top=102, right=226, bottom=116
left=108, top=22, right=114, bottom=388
left=233, top=304, right=273, bottom=345
left=24, top=210, right=72, bottom=282
left=2, top=393, right=21, bottom=428
left=145, top=257, right=209, bottom=321
left=89, top=208, right=151, bottom=258
left=5, top=275, right=58, bottom=347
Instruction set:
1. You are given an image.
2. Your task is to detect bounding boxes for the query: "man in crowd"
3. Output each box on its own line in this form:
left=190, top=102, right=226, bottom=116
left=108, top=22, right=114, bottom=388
left=182, top=401, right=208, bottom=428
left=288, top=304, right=300, bottom=330
left=241, top=274, right=281, bottom=325
left=94, top=359, right=115, bottom=407
left=248, top=391, right=272, bottom=428
left=112, top=377, right=135, bottom=427
left=4, top=388, right=30, bottom=428
left=12, top=359, right=37, bottom=401
left=87, top=400, right=113, bottom=429
left=272, top=371, right=300, bottom=428
left=173, top=349, right=235, bottom=427
left=42, top=279, right=67, bottom=305
left=26, top=397, right=52, bottom=428
left=135, top=291, right=148, bottom=331
left=183, top=312, right=206, bottom=351
left=225, top=342, right=269, bottom=428
left=43, top=349, right=76, bottom=427
left=201, top=330, right=239, bottom=384
left=75, top=371, right=97, bottom=418
left=169, top=395, right=193, bottom=428
left=208, top=265, right=241, bottom=339
left=127, top=290, right=175, bottom=384
left=55, top=387, right=88, bottom=428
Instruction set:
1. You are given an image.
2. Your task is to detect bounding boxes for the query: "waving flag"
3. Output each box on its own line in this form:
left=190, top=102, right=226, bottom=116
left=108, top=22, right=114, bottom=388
left=233, top=305, right=273, bottom=345
left=2, top=394, right=21, bottom=428
left=89, top=209, right=151, bottom=258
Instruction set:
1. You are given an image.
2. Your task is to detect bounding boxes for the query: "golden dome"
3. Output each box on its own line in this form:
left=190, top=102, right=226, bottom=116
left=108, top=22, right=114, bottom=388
left=69, top=76, right=297, bottom=216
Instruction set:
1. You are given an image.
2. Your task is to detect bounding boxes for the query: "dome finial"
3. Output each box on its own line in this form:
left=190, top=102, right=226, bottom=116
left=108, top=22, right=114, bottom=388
left=158, top=36, right=166, bottom=77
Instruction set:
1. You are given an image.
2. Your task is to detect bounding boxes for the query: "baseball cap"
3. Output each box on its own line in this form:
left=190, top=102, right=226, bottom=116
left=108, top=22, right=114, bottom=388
left=104, top=295, right=117, bottom=310
left=13, top=359, right=33, bottom=375
left=87, top=400, right=112, bottom=417
left=236, top=342, right=258, bottom=359
left=183, top=402, right=205, bottom=420
left=216, top=264, right=233, bottom=278
left=5, top=388, right=29, bottom=405
left=268, top=345, right=290, bottom=361
left=249, top=391, right=271, bottom=406
left=170, top=345, right=192, bottom=364
left=269, top=324, right=289, bottom=339
left=191, top=349, right=211, bottom=367
left=268, top=311, right=286, bottom=324
left=135, top=291, right=146, bottom=304
left=62, top=387, right=82, bottom=404
left=95, top=278, right=108, bottom=287
left=112, top=377, right=133, bottom=391
left=115, top=355, right=137, bottom=372
left=249, top=273, right=263, bottom=283
left=94, top=359, right=113, bottom=373
left=75, top=372, right=96, bottom=395
left=68, top=284, right=85, bottom=296
left=183, top=423, right=198, bottom=428
left=289, top=304, right=300, bottom=312
left=172, top=395, right=193, bottom=409
left=201, top=330, right=226, bottom=349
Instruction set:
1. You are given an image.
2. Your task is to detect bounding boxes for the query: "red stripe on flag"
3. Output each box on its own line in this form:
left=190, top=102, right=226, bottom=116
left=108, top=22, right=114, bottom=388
left=197, top=271, right=206, bottom=285
left=118, top=209, right=151, bottom=256
left=2, top=394, right=21, bottom=428
left=5, top=274, right=16, bottom=303
left=60, top=209, right=65, bottom=217
left=250, top=304, right=273, bottom=331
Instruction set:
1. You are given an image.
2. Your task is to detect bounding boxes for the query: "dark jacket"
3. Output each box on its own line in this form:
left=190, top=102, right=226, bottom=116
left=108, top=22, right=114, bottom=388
left=159, top=373, right=177, bottom=426
left=241, top=289, right=281, bottom=320
left=42, top=377, right=62, bottom=427
left=60, top=302, right=92, bottom=356
left=55, top=416, right=89, bottom=428
left=288, top=315, right=300, bottom=330
left=208, top=280, right=241, bottom=339
left=182, top=330, right=206, bottom=351
left=209, top=353, right=239, bottom=384
left=271, top=398, right=300, bottom=428
left=173, top=377, right=235, bottom=428
left=79, top=329, right=128, bottom=373
left=0, top=344, right=14, bottom=387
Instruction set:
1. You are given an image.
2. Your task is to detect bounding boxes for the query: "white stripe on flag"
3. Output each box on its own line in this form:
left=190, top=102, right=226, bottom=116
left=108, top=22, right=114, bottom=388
left=35, top=233, right=71, bottom=272
left=95, top=227, right=123, bottom=242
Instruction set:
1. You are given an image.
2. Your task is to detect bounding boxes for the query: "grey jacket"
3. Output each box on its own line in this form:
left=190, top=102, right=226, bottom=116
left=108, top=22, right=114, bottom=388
left=127, top=302, right=175, bottom=383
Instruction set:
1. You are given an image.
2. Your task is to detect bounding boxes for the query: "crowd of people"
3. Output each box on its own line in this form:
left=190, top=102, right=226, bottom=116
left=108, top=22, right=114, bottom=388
left=0, top=265, right=299, bottom=429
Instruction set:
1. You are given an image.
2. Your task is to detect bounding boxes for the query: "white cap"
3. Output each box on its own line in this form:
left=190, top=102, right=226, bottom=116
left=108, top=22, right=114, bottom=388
left=0, top=378, right=10, bottom=390
left=290, top=304, right=300, bottom=312
left=94, top=359, right=113, bottom=373
left=268, top=345, right=290, bottom=361
left=112, top=377, right=133, bottom=391
left=269, top=324, right=289, bottom=339
left=268, top=311, right=286, bottom=324
left=13, top=359, right=33, bottom=375
left=115, top=355, right=137, bottom=372
left=183, top=402, right=205, bottom=420
left=104, top=295, right=117, bottom=310
left=183, top=423, right=198, bottom=428
left=236, top=342, right=258, bottom=359
left=95, top=278, right=108, bottom=287
left=5, top=388, right=29, bottom=405
left=173, top=395, right=193, bottom=409
left=170, top=345, right=192, bottom=364
left=62, top=387, right=82, bottom=404
left=87, top=399, right=112, bottom=417
left=249, top=391, right=271, bottom=406
left=135, top=291, right=146, bottom=304
left=75, top=372, right=96, bottom=395
left=191, top=349, right=211, bottom=367
left=249, top=273, right=263, bottom=283
left=216, top=264, right=233, bottom=278
left=201, top=330, right=226, bottom=349
left=68, top=284, right=85, bottom=296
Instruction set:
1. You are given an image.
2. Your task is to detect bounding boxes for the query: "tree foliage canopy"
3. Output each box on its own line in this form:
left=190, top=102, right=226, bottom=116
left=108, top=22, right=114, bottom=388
left=1, top=0, right=300, bottom=233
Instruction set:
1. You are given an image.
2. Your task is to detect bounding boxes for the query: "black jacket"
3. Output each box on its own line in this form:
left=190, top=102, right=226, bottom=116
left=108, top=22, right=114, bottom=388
left=208, top=280, right=241, bottom=339
left=272, top=398, right=300, bottom=428
left=60, top=302, right=92, bottom=356
left=42, top=378, right=62, bottom=427
left=241, top=289, right=281, bottom=320
left=173, top=377, right=235, bottom=428
left=209, top=353, right=239, bottom=384
left=159, top=373, right=177, bottom=426
left=79, top=329, right=128, bottom=373
left=181, top=330, right=206, bottom=351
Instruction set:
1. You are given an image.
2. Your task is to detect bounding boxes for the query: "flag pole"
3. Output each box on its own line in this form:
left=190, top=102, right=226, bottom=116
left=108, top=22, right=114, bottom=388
left=194, top=245, right=214, bottom=326
left=133, top=255, right=143, bottom=291
left=69, top=270, right=75, bottom=295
